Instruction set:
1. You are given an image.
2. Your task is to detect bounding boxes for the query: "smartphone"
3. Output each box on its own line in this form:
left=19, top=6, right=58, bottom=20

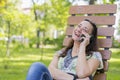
left=78, top=34, right=85, bottom=42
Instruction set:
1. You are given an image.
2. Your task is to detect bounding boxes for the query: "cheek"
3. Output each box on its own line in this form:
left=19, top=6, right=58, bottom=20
left=72, top=31, right=79, bottom=40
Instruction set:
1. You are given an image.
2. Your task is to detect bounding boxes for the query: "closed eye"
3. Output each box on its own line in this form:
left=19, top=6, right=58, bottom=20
left=83, top=27, right=88, bottom=32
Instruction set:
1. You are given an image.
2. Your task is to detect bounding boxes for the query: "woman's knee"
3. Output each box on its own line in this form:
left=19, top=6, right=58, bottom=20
left=26, top=62, right=47, bottom=80
left=28, top=62, right=48, bottom=73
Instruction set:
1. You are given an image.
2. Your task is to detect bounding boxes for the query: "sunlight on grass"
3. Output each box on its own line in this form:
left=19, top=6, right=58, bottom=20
left=3, top=54, right=53, bottom=61
left=11, top=62, right=30, bottom=66
left=109, top=58, right=120, bottom=62
left=0, top=59, right=3, bottom=62
left=26, top=54, right=53, bottom=60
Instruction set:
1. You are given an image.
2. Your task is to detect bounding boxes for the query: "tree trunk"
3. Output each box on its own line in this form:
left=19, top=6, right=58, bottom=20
left=89, top=0, right=95, bottom=4
left=6, top=21, right=10, bottom=56
left=32, top=0, right=40, bottom=48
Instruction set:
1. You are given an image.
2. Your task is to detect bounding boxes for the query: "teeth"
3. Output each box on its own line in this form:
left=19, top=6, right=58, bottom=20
left=74, top=30, right=80, bottom=37
left=75, top=33, right=79, bottom=37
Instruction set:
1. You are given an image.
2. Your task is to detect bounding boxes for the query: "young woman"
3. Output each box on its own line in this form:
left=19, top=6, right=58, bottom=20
left=26, top=19, right=103, bottom=80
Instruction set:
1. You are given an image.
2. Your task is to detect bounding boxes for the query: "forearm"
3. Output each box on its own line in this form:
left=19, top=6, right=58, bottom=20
left=48, top=54, right=74, bottom=80
left=76, top=45, right=90, bottom=78
left=49, top=54, right=59, bottom=68
left=49, top=67, right=74, bottom=80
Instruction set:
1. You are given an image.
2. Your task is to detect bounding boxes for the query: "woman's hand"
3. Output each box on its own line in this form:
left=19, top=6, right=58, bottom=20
left=76, top=77, right=90, bottom=80
left=80, top=31, right=91, bottom=47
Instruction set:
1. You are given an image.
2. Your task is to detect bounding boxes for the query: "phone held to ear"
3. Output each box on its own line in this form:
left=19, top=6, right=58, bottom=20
left=77, top=34, right=93, bottom=42
left=78, top=34, right=85, bottom=42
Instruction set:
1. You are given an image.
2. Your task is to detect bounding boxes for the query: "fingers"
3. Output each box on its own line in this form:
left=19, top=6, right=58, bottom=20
left=81, top=31, right=91, bottom=39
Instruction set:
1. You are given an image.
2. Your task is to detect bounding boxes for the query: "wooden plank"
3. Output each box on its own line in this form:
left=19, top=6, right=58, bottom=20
left=97, top=39, right=112, bottom=48
left=63, top=37, right=73, bottom=47
left=66, top=27, right=114, bottom=36
left=69, top=4, right=117, bottom=14
left=94, top=73, right=106, bottom=80
left=63, top=37, right=112, bottom=48
left=98, top=27, right=114, bottom=36
left=65, top=27, right=74, bottom=35
left=103, top=61, right=109, bottom=71
left=68, top=16, right=115, bottom=25
left=99, top=50, right=111, bottom=60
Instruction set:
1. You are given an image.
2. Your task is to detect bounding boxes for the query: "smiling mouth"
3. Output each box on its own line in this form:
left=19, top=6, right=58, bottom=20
left=74, top=30, right=81, bottom=37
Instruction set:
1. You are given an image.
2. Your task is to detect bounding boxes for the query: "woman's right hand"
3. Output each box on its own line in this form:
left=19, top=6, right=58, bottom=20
left=80, top=31, right=91, bottom=47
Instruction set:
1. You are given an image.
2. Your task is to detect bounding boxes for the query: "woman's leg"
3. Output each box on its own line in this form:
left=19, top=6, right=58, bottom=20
left=26, top=62, right=53, bottom=80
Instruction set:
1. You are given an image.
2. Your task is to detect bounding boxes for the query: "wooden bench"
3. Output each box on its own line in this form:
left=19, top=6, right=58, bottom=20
left=62, top=4, right=117, bottom=80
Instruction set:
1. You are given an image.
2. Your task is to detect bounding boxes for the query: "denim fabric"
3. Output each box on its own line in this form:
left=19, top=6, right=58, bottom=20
left=26, top=62, right=53, bottom=80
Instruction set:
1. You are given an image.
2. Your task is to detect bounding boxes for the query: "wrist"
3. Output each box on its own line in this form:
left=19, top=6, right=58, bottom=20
left=73, top=75, right=77, bottom=80
left=68, top=73, right=78, bottom=80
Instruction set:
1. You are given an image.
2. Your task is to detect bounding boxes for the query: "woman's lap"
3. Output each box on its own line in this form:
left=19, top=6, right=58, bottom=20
left=26, top=62, right=53, bottom=80
left=26, top=62, right=93, bottom=80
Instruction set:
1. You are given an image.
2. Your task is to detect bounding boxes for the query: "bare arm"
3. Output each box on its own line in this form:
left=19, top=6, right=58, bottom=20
left=76, top=32, right=100, bottom=78
left=76, top=45, right=100, bottom=78
left=48, top=54, right=74, bottom=80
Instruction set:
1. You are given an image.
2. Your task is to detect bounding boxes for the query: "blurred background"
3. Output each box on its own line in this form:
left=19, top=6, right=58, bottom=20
left=0, top=0, right=120, bottom=80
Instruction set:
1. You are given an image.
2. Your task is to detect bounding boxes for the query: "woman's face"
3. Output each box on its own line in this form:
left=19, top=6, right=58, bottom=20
left=72, top=21, right=93, bottom=41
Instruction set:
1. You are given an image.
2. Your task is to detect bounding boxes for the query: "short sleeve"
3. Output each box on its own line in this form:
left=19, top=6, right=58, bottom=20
left=92, top=52, right=104, bottom=70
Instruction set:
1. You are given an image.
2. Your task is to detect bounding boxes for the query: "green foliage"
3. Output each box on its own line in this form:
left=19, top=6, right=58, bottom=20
left=53, top=35, right=65, bottom=49
left=43, top=34, right=65, bottom=50
left=43, top=37, right=54, bottom=45
left=29, top=37, right=37, bottom=48
left=113, top=39, right=120, bottom=48
left=0, top=0, right=71, bottom=50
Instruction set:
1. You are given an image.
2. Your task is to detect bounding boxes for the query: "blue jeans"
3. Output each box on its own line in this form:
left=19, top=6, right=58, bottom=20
left=26, top=62, right=53, bottom=80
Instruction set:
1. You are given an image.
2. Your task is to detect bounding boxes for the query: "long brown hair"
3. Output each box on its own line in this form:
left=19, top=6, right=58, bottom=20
left=59, top=19, right=98, bottom=57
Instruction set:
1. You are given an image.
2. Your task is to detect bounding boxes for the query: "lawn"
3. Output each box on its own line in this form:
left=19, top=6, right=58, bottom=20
left=0, top=47, right=120, bottom=80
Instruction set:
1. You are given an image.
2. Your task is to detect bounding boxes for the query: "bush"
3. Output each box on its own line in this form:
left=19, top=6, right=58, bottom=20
left=29, top=37, right=37, bottom=48
left=113, top=39, right=120, bottom=48
left=53, top=35, right=65, bottom=50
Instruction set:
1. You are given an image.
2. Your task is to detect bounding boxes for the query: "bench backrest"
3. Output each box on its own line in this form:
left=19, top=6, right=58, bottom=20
left=63, top=4, right=117, bottom=80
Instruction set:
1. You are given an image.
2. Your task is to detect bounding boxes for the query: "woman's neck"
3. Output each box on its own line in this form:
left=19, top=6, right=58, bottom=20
left=71, top=41, right=80, bottom=57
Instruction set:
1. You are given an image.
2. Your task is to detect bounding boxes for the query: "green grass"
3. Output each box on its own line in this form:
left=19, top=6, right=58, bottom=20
left=107, top=48, right=120, bottom=80
left=0, top=47, right=55, bottom=80
left=0, top=47, right=120, bottom=80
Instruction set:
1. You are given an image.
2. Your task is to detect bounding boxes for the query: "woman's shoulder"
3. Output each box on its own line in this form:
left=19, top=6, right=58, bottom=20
left=92, top=51, right=102, bottom=59
left=92, top=51, right=104, bottom=69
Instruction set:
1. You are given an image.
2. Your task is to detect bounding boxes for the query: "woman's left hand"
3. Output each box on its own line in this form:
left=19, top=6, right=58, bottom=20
left=76, top=77, right=90, bottom=80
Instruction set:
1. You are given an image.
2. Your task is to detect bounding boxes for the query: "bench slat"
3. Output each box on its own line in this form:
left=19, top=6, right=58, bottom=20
left=94, top=73, right=106, bottom=80
left=63, top=37, right=112, bottom=48
left=66, top=27, right=114, bottom=36
left=68, top=16, right=115, bottom=25
left=69, top=4, right=117, bottom=14
left=103, top=61, right=109, bottom=71
left=99, top=50, right=111, bottom=60
left=98, top=27, right=114, bottom=36
left=97, top=39, right=112, bottom=48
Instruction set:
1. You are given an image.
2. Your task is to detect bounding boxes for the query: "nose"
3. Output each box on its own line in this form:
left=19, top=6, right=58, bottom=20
left=76, top=27, right=81, bottom=33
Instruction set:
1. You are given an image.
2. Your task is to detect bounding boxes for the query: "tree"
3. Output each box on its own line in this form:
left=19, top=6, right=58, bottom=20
left=0, top=0, right=36, bottom=56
